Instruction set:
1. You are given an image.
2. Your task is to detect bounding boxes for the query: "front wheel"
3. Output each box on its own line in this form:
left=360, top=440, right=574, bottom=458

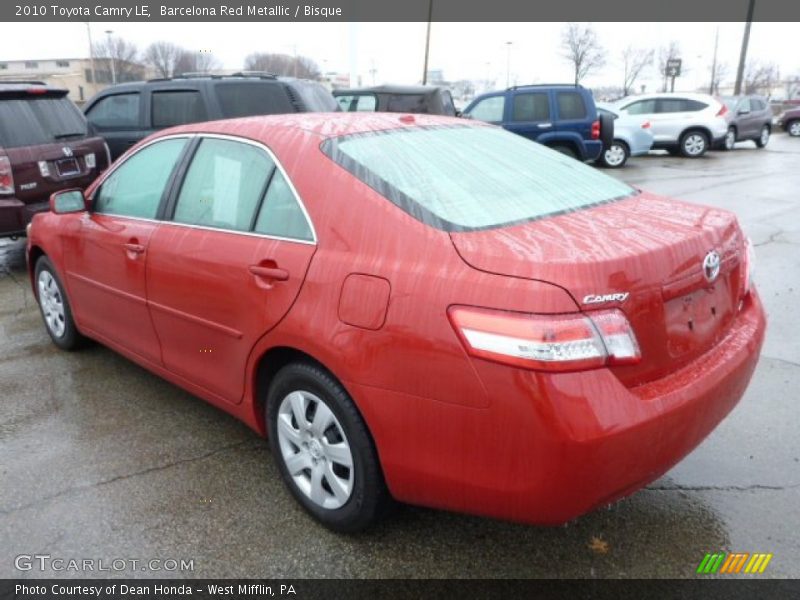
left=787, top=120, right=800, bottom=137
left=266, top=362, right=389, bottom=532
left=679, top=130, right=709, bottom=158
left=35, top=257, right=85, bottom=350
left=597, top=140, right=629, bottom=168
left=755, top=125, right=770, bottom=148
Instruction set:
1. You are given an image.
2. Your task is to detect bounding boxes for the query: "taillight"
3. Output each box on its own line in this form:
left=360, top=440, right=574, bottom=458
left=0, top=156, right=14, bottom=195
left=27, top=87, right=47, bottom=95
left=591, top=120, right=601, bottom=140
left=716, top=104, right=728, bottom=117
left=641, top=120, right=651, bottom=129
left=85, top=152, right=96, bottom=169
left=741, top=237, right=755, bottom=298
left=448, top=306, right=640, bottom=372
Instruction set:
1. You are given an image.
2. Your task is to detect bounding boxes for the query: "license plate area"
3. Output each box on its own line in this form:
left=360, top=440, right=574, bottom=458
left=664, top=282, right=735, bottom=358
left=55, top=158, right=80, bottom=177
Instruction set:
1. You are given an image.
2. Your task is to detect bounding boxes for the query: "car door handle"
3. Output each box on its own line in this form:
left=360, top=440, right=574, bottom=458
left=249, top=265, right=289, bottom=281
left=123, top=243, right=145, bottom=254
left=537, top=122, right=553, bottom=128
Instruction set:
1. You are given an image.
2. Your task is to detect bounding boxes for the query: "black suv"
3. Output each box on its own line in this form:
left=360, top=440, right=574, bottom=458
left=0, top=81, right=109, bottom=237
left=83, top=74, right=339, bottom=160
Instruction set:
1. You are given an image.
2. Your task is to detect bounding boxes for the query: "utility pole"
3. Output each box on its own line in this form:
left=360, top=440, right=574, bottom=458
left=709, top=27, right=719, bottom=95
left=734, top=0, right=755, bottom=95
left=85, top=22, right=97, bottom=93
left=105, top=29, right=116, bottom=85
left=505, top=41, right=512, bottom=88
left=421, top=0, right=433, bottom=85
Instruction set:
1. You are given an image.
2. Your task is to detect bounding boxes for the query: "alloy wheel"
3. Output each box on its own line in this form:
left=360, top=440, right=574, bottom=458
left=789, top=121, right=800, bottom=137
left=603, top=143, right=626, bottom=167
left=760, top=127, right=770, bottom=146
left=683, top=133, right=707, bottom=156
left=724, top=128, right=736, bottom=150
left=37, top=270, right=66, bottom=338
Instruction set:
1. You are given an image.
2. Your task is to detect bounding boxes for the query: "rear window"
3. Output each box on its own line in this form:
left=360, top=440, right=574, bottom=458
left=0, top=94, right=88, bottom=148
left=214, top=82, right=296, bottom=118
left=323, top=125, right=635, bottom=232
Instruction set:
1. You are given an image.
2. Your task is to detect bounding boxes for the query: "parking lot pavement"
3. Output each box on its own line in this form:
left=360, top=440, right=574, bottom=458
left=1, top=134, right=798, bottom=579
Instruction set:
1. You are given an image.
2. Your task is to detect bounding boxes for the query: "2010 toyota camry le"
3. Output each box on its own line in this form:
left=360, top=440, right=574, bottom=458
left=26, top=113, right=766, bottom=532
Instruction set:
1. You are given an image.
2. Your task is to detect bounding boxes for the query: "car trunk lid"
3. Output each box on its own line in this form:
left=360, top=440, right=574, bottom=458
left=449, top=192, right=746, bottom=386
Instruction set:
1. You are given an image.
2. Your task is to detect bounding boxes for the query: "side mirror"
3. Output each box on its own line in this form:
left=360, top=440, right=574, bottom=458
left=50, top=189, right=87, bottom=214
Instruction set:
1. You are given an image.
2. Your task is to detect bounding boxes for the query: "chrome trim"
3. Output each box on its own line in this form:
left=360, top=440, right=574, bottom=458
left=90, top=132, right=318, bottom=245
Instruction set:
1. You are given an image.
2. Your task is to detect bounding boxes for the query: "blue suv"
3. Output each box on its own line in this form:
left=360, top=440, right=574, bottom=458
left=462, top=84, right=612, bottom=161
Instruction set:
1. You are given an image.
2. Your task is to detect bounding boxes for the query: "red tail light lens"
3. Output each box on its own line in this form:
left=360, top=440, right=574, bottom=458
left=448, top=306, right=640, bottom=372
left=591, top=120, right=601, bottom=140
left=0, top=156, right=14, bottom=195
left=741, top=237, right=755, bottom=298
left=27, top=87, right=48, bottom=95
left=716, top=104, right=728, bottom=117
left=641, top=120, right=651, bottom=129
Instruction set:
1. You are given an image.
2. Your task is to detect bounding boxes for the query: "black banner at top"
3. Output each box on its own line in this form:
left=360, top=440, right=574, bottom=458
left=2, top=0, right=799, bottom=22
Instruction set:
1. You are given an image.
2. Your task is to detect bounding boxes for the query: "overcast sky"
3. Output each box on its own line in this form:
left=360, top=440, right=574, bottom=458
left=1, top=22, right=796, bottom=92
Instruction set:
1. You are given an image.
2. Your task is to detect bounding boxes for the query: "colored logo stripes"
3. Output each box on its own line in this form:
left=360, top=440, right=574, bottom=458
left=697, top=552, right=773, bottom=574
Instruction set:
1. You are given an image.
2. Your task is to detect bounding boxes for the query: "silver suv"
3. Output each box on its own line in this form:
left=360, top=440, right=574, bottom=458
left=610, top=93, right=729, bottom=158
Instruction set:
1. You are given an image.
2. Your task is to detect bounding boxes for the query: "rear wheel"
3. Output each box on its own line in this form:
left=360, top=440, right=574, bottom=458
left=266, top=362, right=389, bottom=532
left=550, top=144, right=578, bottom=159
left=597, top=140, right=629, bottom=168
left=755, top=125, right=770, bottom=148
left=723, top=127, right=736, bottom=151
left=787, top=120, right=800, bottom=137
left=35, top=257, right=85, bottom=351
left=679, top=130, right=709, bottom=158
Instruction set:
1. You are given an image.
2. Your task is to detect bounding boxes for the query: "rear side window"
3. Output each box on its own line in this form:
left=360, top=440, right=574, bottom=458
left=214, top=83, right=295, bottom=118
left=0, top=95, right=88, bottom=148
left=86, top=93, right=140, bottom=129
left=288, top=81, right=338, bottom=112
left=512, top=93, right=550, bottom=121
left=557, top=92, right=587, bottom=119
left=254, top=170, right=314, bottom=241
left=324, top=125, right=634, bottom=232
left=467, top=96, right=505, bottom=122
left=173, top=138, right=272, bottom=232
left=658, top=98, right=707, bottom=113
left=151, top=90, right=206, bottom=128
left=94, top=138, right=187, bottom=219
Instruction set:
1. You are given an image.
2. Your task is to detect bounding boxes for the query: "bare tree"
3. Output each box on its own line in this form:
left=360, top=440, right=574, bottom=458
left=710, top=62, right=730, bottom=95
left=174, top=49, right=221, bottom=75
left=744, top=61, right=779, bottom=95
left=243, top=52, right=321, bottom=79
left=560, top=23, right=606, bottom=85
left=621, top=46, right=654, bottom=96
left=658, top=42, right=682, bottom=92
left=144, top=41, right=183, bottom=78
left=92, top=36, right=141, bottom=82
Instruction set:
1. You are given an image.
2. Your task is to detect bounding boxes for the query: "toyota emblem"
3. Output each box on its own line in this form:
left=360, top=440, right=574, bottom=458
left=62, top=146, right=73, bottom=157
left=703, top=250, right=721, bottom=283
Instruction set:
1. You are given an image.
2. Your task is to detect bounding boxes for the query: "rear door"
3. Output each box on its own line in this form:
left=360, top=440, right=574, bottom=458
left=554, top=89, right=592, bottom=141
left=146, top=135, right=316, bottom=404
left=505, top=90, right=553, bottom=141
left=62, top=136, right=190, bottom=363
left=84, top=91, right=144, bottom=160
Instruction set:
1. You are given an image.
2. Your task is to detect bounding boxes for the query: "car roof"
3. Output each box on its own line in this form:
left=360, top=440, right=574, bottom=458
left=0, top=81, right=68, bottom=95
left=616, top=92, right=718, bottom=103
left=92, top=75, right=285, bottom=94
left=334, top=84, right=447, bottom=95
left=159, top=112, right=468, bottom=140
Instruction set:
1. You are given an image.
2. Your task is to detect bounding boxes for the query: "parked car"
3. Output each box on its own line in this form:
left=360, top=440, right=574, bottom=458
left=719, top=95, right=772, bottom=150
left=610, top=93, right=729, bottom=157
left=462, top=84, right=613, bottom=161
left=595, top=103, right=655, bottom=168
left=83, top=73, right=338, bottom=160
left=777, top=106, right=800, bottom=137
left=333, top=85, right=457, bottom=116
left=0, top=81, right=109, bottom=238
left=28, top=114, right=765, bottom=532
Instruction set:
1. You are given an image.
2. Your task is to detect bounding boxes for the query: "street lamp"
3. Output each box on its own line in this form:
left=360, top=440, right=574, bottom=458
left=505, top=41, right=513, bottom=88
left=84, top=23, right=97, bottom=92
left=105, top=29, right=116, bottom=85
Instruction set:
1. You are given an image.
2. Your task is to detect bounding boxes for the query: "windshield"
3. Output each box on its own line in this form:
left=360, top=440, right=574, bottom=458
left=0, top=95, right=88, bottom=148
left=323, top=125, right=636, bottom=232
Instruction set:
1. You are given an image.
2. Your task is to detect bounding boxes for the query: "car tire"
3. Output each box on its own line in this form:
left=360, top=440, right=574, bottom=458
left=723, top=127, right=736, bottom=151
left=597, top=140, right=629, bottom=168
left=787, top=120, right=800, bottom=137
left=551, top=144, right=578, bottom=159
left=266, top=362, right=390, bottom=533
left=34, top=256, right=86, bottom=351
left=755, top=125, right=770, bottom=148
left=679, top=130, right=709, bottom=158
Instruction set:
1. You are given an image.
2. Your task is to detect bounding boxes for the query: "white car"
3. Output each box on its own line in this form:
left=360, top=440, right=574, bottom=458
left=595, top=103, right=655, bottom=168
left=610, top=93, right=729, bottom=158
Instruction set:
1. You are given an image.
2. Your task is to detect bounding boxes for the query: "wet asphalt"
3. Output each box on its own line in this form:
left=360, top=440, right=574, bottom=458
left=1, top=134, right=798, bottom=579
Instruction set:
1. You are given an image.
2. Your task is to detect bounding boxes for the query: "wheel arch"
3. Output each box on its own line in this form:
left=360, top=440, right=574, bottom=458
left=680, top=126, right=713, bottom=143
left=27, top=245, right=47, bottom=299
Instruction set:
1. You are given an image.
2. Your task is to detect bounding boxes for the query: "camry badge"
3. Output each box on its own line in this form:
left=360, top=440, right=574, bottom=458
left=583, top=292, right=629, bottom=305
left=62, top=146, right=73, bottom=157
left=703, top=250, right=721, bottom=283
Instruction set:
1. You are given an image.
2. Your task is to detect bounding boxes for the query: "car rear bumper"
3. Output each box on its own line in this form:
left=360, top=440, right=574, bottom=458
left=353, top=289, right=766, bottom=524
left=0, top=197, right=48, bottom=237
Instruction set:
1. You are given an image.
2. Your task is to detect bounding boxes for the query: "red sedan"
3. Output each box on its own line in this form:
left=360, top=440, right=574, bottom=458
left=26, top=114, right=766, bottom=532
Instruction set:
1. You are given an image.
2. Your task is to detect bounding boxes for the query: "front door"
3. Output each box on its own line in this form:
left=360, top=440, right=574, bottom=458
left=145, top=136, right=316, bottom=404
left=62, top=137, right=189, bottom=363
